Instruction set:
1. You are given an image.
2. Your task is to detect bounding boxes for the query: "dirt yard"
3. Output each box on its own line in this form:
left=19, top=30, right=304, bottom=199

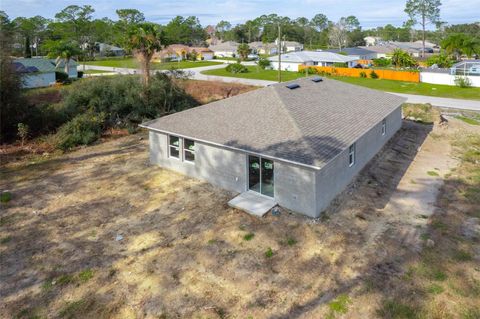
left=1, top=112, right=479, bottom=318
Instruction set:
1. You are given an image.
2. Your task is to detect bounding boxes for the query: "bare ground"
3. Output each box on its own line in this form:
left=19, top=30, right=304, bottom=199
left=1, top=117, right=479, bottom=319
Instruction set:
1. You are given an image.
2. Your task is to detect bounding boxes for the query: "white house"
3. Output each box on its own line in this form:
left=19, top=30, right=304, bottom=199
left=268, top=51, right=359, bottom=71
left=209, top=41, right=239, bottom=58
left=364, top=36, right=381, bottom=47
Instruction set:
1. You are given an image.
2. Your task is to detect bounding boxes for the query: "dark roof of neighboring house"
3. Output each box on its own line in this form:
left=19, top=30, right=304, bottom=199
left=141, top=77, right=405, bottom=169
left=13, top=58, right=56, bottom=73
left=325, top=47, right=377, bottom=56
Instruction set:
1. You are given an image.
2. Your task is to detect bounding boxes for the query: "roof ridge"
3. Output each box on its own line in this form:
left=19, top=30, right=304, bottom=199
left=270, top=84, right=314, bottom=153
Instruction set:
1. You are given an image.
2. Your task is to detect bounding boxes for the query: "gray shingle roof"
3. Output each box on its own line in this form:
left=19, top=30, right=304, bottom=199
left=142, top=77, right=405, bottom=169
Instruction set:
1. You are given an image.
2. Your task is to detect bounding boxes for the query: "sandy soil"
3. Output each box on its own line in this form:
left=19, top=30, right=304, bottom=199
left=0, top=117, right=478, bottom=319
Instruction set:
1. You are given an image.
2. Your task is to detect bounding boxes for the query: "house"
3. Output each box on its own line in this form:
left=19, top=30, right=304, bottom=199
left=358, top=45, right=393, bottom=58
left=140, top=77, right=405, bottom=218
left=209, top=41, right=239, bottom=58
left=51, top=59, right=78, bottom=78
left=13, top=58, right=56, bottom=88
left=280, top=40, right=303, bottom=52
left=325, top=47, right=380, bottom=60
left=98, top=43, right=125, bottom=56
left=249, top=41, right=278, bottom=55
left=364, top=36, right=382, bottom=46
left=155, top=44, right=214, bottom=61
left=268, top=51, right=359, bottom=71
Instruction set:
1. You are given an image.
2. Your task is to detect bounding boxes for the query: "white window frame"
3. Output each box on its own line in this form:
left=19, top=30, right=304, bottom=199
left=183, top=138, right=196, bottom=164
left=381, top=118, right=386, bottom=136
left=168, top=135, right=181, bottom=160
left=348, top=143, right=356, bottom=167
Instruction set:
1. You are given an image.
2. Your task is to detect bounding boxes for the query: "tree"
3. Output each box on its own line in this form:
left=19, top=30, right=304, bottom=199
left=237, top=43, right=250, bottom=60
left=127, top=23, right=162, bottom=86
left=426, top=53, right=453, bottom=67
left=342, top=16, right=360, bottom=32
left=328, top=20, right=348, bottom=50
left=45, top=40, right=81, bottom=74
left=405, top=0, right=441, bottom=57
left=54, top=5, right=94, bottom=43
left=164, top=16, right=206, bottom=45
left=311, top=13, right=328, bottom=32
left=215, top=20, right=231, bottom=41
left=441, top=34, right=480, bottom=59
left=115, top=9, right=145, bottom=52
left=391, top=49, right=417, bottom=68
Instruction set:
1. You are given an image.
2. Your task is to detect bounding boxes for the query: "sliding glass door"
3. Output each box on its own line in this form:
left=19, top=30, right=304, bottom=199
left=248, top=155, right=274, bottom=197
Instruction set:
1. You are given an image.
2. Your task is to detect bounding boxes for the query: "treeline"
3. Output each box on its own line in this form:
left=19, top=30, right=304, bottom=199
left=2, top=5, right=480, bottom=59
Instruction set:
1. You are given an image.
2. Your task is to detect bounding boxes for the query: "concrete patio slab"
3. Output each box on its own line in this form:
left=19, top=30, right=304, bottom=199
left=228, top=191, right=277, bottom=217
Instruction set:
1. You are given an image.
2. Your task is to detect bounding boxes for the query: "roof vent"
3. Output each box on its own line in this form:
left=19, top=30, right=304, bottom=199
left=311, top=76, right=323, bottom=82
left=286, top=83, right=300, bottom=90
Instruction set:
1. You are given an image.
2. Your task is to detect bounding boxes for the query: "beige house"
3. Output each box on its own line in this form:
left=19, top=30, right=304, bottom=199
left=154, top=44, right=214, bottom=61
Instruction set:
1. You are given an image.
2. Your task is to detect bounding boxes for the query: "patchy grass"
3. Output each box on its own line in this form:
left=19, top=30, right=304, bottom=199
left=327, top=294, right=351, bottom=318
left=377, top=300, right=419, bottom=319
left=243, top=233, right=255, bottom=241
left=1, top=191, right=12, bottom=203
left=0, top=236, right=12, bottom=244
left=427, top=170, right=440, bottom=176
left=286, top=237, right=297, bottom=246
left=58, top=299, right=90, bottom=318
left=403, top=103, right=436, bottom=124
left=426, top=283, right=445, bottom=294
left=264, top=247, right=274, bottom=258
left=77, top=269, right=94, bottom=282
left=452, top=249, right=473, bottom=262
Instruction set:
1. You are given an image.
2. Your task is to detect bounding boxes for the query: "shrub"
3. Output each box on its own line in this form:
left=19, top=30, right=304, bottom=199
left=370, top=70, right=379, bottom=79
left=333, top=62, right=347, bottom=67
left=257, top=57, right=271, bottom=69
left=372, top=58, right=391, bottom=67
left=54, top=111, right=105, bottom=150
left=359, top=71, right=367, bottom=78
left=265, top=247, right=274, bottom=258
left=391, top=49, right=418, bottom=68
left=55, top=71, right=69, bottom=83
left=243, top=233, right=255, bottom=241
left=77, top=71, right=84, bottom=78
left=0, top=192, right=12, bottom=203
left=454, top=76, right=472, bottom=88
left=226, top=63, right=248, bottom=74
left=426, top=54, right=453, bottom=68
left=17, top=123, right=29, bottom=146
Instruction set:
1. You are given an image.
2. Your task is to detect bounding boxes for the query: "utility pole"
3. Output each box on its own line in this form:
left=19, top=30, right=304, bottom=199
left=277, top=23, right=282, bottom=83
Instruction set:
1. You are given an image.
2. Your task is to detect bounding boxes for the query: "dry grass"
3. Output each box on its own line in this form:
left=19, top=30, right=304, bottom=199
left=1, top=107, right=479, bottom=318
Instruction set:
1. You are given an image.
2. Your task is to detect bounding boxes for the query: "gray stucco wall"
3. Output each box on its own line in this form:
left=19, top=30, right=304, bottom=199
left=149, top=131, right=247, bottom=193
left=314, top=106, right=402, bottom=216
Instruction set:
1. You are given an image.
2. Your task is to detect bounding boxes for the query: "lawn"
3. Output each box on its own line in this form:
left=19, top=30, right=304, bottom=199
left=84, top=58, right=223, bottom=69
left=202, top=65, right=305, bottom=82
left=202, top=66, right=480, bottom=100
left=331, top=76, right=480, bottom=101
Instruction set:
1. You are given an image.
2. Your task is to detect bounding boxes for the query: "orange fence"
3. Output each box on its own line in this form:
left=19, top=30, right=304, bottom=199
left=299, top=65, right=420, bottom=83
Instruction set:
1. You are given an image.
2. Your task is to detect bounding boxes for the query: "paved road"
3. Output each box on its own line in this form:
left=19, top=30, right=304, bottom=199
left=389, top=92, right=480, bottom=111
left=80, top=64, right=480, bottom=111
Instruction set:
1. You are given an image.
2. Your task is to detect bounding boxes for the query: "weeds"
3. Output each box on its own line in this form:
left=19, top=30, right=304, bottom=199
left=452, top=250, right=473, bottom=262
left=243, top=233, right=255, bottom=241
left=327, top=294, right=351, bottom=319
left=265, top=247, right=274, bottom=258
left=426, top=283, right=444, bottom=294
left=58, top=299, right=91, bottom=318
left=377, top=300, right=418, bottom=319
left=77, top=269, right=94, bottom=283
left=427, top=170, right=439, bottom=177
left=1, top=192, right=12, bottom=203
left=1, top=236, right=12, bottom=244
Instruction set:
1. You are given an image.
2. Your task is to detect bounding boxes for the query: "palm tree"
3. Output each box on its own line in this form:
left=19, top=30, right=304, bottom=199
left=391, top=49, right=417, bottom=68
left=127, top=23, right=162, bottom=87
left=441, top=34, right=480, bottom=59
left=46, top=40, right=81, bottom=75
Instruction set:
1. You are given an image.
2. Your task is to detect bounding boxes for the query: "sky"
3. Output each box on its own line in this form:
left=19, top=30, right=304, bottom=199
left=1, top=0, right=479, bottom=29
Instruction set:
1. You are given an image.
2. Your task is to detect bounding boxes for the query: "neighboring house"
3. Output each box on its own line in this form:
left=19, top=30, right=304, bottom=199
left=325, top=47, right=379, bottom=60
left=141, top=77, right=405, bottom=218
left=358, top=45, right=393, bottom=58
left=52, top=59, right=78, bottom=78
left=155, top=44, right=214, bottom=61
left=98, top=43, right=125, bottom=56
left=281, top=40, right=303, bottom=52
left=209, top=41, right=239, bottom=58
left=364, top=36, right=381, bottom=46
left=249, top=42, right=278, bottom=55
left=268, top=51, right=359, bottom=71
left=13, top=58, right=56, bottom=88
